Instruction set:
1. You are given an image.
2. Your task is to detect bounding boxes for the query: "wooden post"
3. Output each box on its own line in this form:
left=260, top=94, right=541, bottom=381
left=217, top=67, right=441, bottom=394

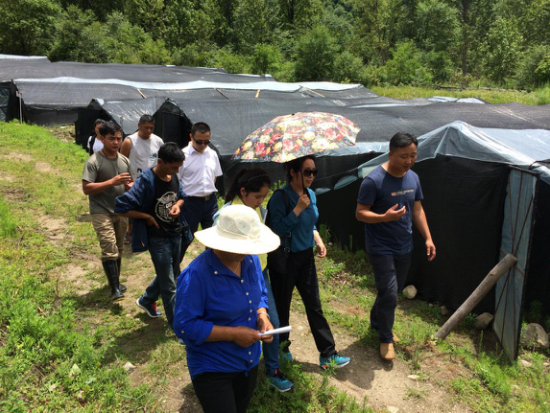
left=435, top=253, right=517, bottom=340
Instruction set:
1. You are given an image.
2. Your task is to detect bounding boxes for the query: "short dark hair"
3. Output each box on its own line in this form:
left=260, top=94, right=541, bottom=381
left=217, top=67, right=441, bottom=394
left=225, top=168, right=271, bottom=203
left=99, top=120, right=120, bottom=137
left=139, top=114, right=155, bottom=124
left=389, top=132, right=417, bottom=152
left=158, top=142, right=185, bottom=163
left=285, top=155, right=315, bottom=182
left=191, top=122, right=211, bottom=136
left=94, top=118, right=106, bottom=127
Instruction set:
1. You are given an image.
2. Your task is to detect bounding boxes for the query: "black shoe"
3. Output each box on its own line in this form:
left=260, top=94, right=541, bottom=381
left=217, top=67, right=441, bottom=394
left=102, top=260, right=124, bottom=301
left=116, top=257, right=127, bottom=293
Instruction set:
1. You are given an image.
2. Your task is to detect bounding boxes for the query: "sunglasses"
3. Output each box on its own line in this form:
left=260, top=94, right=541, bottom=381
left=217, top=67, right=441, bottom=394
left=301, top=168, right=319, bottom=177
left=194, top=139, right=210, bottom=146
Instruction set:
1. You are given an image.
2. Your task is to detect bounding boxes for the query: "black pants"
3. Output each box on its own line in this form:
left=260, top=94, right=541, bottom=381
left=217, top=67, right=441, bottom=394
left=180, top=195, right=218, bottom=263
left=269, top=248, right=336, bottom=357
left=192, top=366, right=258, bottom=413
left=368, top=253, right=412, bottom=343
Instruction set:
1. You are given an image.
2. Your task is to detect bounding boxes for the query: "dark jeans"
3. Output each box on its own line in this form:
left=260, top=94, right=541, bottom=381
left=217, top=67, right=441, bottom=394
left=192, top=366, right=258, bottom=413
left=142, top=235, right=182, bottom=326
left=368, top=252, right=412, bottom=343
left=269, top=248, right=336, bottom=358
left=180, top=195, right=218, bottom=263
left=262, top=269, right=281, bottom=376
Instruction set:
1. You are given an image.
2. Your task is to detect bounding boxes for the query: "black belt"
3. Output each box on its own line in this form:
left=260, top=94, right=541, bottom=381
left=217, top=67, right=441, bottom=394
left=189, top=193, right=215, bottom=201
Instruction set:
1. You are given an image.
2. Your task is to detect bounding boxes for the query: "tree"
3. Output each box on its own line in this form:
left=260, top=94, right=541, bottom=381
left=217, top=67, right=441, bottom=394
left=233, top=0, right=281, bottom=52
left=101, top=12, right=171, bottom=64
left=123, top=0, right=166, bottom=40
left=59, top=0, right=124, bottom=19
left=416, top=0, right=460, bottom=53
left=278, top=0, right=322, bottom=29
left=49, top=6, right=106, bottom=63
left=350, top=0, right=403, bottom=64
left=251, top=44, right=283, bottom=75
left=0, top=0, right=60, bottom=55
left=385, top=41, right=430, bottom=85
left=294, top=25, right=338, bottom=80
left=482, top=18, right=523, bottom=84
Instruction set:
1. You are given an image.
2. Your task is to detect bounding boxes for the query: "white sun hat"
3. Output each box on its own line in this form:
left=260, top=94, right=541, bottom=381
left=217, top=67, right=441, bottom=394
left=194, top=204, right=280, bottom=255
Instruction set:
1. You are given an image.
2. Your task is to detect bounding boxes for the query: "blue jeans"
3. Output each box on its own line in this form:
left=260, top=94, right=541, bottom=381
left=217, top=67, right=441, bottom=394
left=142, top=235, right=182, bottom=326
left=180, top=195, right=218, bottom=263
left=368, top=252, right=412, bottom=343
left=262, top=269, right=281, bottom=376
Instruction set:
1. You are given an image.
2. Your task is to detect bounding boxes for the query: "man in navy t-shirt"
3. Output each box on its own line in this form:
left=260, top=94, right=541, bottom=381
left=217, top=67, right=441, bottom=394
left=356, top=132, right=436, bottom=361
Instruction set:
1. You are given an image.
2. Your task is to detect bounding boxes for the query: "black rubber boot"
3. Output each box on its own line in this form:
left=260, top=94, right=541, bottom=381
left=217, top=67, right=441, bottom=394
left=116, top=257, right=127, bottom=293
left=102, top=260, right=124, bottom=301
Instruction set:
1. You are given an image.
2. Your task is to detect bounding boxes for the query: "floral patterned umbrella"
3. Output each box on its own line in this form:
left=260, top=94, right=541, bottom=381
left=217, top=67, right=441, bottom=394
left=232, top=112, right=360, bottom=163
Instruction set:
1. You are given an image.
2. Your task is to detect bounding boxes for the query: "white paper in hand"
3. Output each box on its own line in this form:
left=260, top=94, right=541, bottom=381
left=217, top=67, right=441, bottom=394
left=258, top=326, right=292, bottom=336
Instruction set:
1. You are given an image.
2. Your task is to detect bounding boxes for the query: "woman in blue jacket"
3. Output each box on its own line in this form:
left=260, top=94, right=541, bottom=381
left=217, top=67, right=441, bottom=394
left=266, top=155, right=350, bottom=369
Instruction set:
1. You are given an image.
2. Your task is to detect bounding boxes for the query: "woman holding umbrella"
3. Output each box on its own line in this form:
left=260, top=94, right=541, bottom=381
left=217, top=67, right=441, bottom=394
left=266, top=155, right=351, bottom=369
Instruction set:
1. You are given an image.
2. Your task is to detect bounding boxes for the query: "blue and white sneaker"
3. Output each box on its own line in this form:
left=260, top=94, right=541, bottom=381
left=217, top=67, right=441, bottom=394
left=267, top=369, right=293, bottom=392
left=136, top=297, right=162, bottom=318
left=320, top=353, right=350, bottom=369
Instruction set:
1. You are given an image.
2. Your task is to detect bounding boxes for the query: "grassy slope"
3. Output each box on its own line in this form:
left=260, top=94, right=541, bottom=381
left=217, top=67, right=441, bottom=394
left=0, top=122, right=548, bottom=412
left=371, top=85, right=550, bottom=105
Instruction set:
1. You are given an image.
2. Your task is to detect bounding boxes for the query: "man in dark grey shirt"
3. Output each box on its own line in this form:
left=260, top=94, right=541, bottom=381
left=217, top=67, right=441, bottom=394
left=82, top=121, right=132, bottom=301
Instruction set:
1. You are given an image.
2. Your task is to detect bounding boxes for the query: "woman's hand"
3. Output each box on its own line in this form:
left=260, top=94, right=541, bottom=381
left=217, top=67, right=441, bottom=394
left=232, top=326, right=261, bottom=347
left=313, top=230, right=327, bottom=258
left=257, top=314, right=274, bottom=343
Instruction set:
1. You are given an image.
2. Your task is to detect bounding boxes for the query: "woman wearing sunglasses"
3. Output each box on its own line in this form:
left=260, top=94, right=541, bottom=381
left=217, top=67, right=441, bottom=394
left=266, top=155, right=351, bottom=369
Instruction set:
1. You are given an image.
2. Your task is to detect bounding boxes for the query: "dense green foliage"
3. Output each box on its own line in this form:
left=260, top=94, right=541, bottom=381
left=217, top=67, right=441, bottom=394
left=0, top=0, right=549, bottom=89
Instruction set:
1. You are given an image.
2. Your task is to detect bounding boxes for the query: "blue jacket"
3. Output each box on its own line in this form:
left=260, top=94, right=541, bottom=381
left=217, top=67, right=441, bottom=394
left=114, top=168, right=192, bottom=252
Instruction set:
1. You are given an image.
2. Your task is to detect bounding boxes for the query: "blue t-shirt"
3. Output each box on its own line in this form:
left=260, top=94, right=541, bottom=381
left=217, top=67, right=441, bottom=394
left=173, top=249, right=269, bottom=380
left=357, top=165, right=423, bottom=255
left=267, top=185, right=318, bottom=253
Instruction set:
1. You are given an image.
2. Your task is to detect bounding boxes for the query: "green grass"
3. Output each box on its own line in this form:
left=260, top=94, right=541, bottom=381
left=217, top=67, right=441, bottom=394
left=371, top=85, right=550, bottom=105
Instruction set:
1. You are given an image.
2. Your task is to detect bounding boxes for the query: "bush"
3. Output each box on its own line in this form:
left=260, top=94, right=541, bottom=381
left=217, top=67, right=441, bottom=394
left=294, top=25, right=339, bottom=81
left=213, top=48, right=251, bottom=74
left=385, top=41, right=431, bottom=86
left=514, top=46, right=550, bottom=89
left=251, top=43, right=282, bottom=75
left=359, top=64, right=387, bottom=87
left=332, top=50, right=364, bottom=83
left=172, top=42, right=218, bottom=68
left=422, top=51, right=454, bottom=84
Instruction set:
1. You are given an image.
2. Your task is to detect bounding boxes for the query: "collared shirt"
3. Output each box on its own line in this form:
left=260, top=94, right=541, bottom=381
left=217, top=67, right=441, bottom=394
left=174, top=249, right=269, bottom=380
left=267, top=184, right=318, bottom=253
left=178, top=142, right=222, bottom=197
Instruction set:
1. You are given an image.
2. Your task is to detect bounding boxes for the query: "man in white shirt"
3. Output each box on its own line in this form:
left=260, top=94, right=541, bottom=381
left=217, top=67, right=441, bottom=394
left=178, top=122, right=223, bottom=262
left=121, top=114, right=164, bottom=181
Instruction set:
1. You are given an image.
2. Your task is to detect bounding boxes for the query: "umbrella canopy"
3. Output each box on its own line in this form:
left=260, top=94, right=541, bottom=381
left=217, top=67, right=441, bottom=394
left=232, top=111, right=360, bottom=163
